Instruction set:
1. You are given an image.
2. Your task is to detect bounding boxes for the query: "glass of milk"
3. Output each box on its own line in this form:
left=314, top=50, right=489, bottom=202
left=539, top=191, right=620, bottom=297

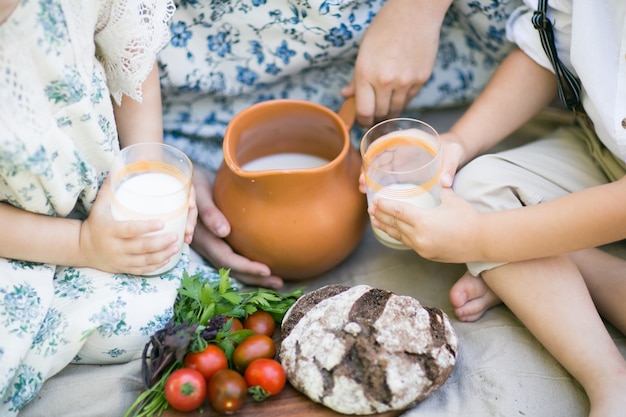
left=110, top=143, right=193, bottom=275
left=360, top=118, right=441, bottom=250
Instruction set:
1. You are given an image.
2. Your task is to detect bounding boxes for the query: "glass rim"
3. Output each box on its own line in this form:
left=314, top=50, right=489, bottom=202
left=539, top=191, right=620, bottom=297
left=360, top=117, right=440, bottom=157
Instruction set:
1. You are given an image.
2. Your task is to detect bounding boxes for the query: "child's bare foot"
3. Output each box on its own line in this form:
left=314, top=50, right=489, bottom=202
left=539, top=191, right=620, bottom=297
left=449, top=271, right=501, bottom=321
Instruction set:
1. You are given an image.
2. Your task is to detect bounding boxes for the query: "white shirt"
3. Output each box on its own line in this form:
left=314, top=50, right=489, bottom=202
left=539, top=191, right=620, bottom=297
left=507, top=0, right=626, bottom=163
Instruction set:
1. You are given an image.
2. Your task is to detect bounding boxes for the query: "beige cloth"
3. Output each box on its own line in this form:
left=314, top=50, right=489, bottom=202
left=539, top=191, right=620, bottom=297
left=19, top=227, right=626, bottom=417
left=576, top=114, right=626, bottom=182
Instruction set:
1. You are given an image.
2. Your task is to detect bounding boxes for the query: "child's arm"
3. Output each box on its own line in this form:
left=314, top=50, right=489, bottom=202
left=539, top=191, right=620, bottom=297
left=448, top=48, right=558, bottom=167
left=112, top=63, right=164, bottom=147
left=0, top=203, right=84, bottom=265
left=0, top=179, right=177, bottom=274
left=372, top=174, right=626, bottom=264
left=471, top=176, right=626, bottom=263
left=342, top=0, right=453, bottom=127
left=435, top=48, right=557, bottom=187
left=0, top=1, right=18, bottom=25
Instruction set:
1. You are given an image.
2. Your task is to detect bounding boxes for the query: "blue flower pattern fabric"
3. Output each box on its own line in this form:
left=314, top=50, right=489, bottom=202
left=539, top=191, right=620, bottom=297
left=160, top=0, right=521, bottom=171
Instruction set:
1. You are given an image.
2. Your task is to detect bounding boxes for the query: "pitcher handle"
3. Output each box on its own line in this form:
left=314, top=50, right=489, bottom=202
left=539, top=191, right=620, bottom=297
left=337, top=97, right=356, bottom=131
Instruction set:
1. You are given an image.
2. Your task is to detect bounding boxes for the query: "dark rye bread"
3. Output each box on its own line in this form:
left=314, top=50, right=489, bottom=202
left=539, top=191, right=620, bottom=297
left=281, top=284, right=350, bottom=340
left=279, top=285, right=457, bottom=415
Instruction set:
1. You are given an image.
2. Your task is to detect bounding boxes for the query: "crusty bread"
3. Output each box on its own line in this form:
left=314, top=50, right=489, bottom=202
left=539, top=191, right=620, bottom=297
left=279, top=284, right=457, bottom=415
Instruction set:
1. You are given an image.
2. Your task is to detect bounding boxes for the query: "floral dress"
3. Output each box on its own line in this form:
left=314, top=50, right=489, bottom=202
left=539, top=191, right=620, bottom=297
left=0, top=1, right=219, bottom=414
left=159, top=0, right=523, bottom=171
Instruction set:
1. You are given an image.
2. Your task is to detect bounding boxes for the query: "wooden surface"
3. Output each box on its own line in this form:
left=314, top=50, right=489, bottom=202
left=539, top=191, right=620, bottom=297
left=160, top=381, right=403, bottom=417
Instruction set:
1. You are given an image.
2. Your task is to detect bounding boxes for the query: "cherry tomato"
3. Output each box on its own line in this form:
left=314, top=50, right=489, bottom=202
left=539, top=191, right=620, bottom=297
left=222, top=317, right=246, bottom=348
left=184, top=344, right=228, bottom=381
left=244, top=310, right=276, bottom=337
left=164, top=368, right=206, bottom=412
left=228, top=317, right=244, bottom=333
left=207, top=369, right=248, bottom=414
left=244, top=358, right=286, bottom=399
left=232, top=333, right=276, bottom=373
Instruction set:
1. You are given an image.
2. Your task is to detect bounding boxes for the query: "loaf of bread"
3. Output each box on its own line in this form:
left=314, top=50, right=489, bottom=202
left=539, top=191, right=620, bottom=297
left=279, top=284, right=457, bottom=415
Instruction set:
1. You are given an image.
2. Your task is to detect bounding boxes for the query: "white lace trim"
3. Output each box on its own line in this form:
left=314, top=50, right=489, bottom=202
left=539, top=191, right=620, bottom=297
left=96, top=0, right=175, bottom=105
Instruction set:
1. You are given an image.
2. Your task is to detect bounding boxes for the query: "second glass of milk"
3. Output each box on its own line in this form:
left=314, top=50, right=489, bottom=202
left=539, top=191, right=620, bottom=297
left=110, top=143, right=193, bottom=275
left=360, top=118, right=441, bottom=250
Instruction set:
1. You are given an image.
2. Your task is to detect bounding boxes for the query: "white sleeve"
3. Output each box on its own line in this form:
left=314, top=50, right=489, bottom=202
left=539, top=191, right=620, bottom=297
left=95, top=0, right=175, bottom=105
left=506, top=0, right=574, bottom=75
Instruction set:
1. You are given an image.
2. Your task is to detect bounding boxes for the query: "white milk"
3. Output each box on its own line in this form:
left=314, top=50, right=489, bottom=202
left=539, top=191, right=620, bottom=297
left=370, top=183, right=438, bottom=250
left=112, top=172, right=189, bottom=275
left=242, top=153, right=329, bottom=171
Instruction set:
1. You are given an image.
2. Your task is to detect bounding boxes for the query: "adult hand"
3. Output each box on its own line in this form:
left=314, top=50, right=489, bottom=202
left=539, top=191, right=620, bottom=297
left=369, top=187, right=483, bottom=263
left=341, top=0, right=451, bottom=127
left=184, top=185, right=198, bottom=245
left=191, top=169, right=284, bottom=289
left=79, top=177, right=181, bottom=275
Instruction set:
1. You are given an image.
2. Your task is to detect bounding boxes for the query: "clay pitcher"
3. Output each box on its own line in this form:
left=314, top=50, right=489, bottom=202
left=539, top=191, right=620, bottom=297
left=212, top=98, right=367, bottom=280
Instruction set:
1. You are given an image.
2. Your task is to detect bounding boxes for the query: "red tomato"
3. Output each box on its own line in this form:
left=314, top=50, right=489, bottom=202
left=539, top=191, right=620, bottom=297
left=232, top=333, right=276, bottom=373
left=207, top=369, right=248, bottom=414
left=244, top=358, right=286, bottom=399
left=164, top=368, right=206, bottom=412
left=244, top=310, right=276, bottom=337
left=184, top=344, right=228, bottom=381
left=222, top=317, right=246, bottom=348
left=229, top=317, right=244, bottom=332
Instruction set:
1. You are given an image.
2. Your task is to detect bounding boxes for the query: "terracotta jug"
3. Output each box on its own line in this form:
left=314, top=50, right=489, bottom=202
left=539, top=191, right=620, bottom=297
left=212, top=98, right=367, bottom=280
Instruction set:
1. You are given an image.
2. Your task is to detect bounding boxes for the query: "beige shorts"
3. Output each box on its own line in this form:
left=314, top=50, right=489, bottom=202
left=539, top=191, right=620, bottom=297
left=454, top=117, right=626, bottom=276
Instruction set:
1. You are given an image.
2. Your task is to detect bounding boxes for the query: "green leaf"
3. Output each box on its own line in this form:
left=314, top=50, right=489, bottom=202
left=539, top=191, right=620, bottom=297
left=221, top=305, right=246, bottom=318
left=229, top=329, right=254, bottom=345
left=259, top=292, right=282, bottom=302
left=221, top=291, right=243, bottom=305
left=199, top=304, right=215, bottom=324
left=198, top=284, right=216, bottom=304
left=243, top=304, right=258, bottom=316
left=218, top=339, right=235, bottom=366
left=218, top=268, right=232, bottom=295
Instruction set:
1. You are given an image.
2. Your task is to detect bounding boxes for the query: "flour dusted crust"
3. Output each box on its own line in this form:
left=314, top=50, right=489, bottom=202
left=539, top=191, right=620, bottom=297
left=279, top=284, right=457, bottom=415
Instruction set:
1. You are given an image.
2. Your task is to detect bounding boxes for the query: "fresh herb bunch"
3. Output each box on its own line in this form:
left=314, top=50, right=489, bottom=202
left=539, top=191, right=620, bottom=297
left=174, top=268, right=302, bottom=325
left=124, top=268, right=302, bottom=417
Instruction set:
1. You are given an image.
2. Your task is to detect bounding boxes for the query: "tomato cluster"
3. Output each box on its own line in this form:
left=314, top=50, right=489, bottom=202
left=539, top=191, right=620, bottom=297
left=163, top=310, right=286, bottom=414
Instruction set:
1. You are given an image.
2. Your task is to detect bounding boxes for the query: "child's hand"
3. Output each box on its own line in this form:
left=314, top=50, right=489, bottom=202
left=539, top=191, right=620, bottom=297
left=439, top=131, right=466, bottom=188
left=369, top=188, right=482, bottom=263
left=78, top=177, right=180, bottom=275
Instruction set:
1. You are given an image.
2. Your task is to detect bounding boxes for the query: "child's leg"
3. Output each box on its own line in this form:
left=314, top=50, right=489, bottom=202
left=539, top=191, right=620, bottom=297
left=450, top=247, right=626, bottom=327
left=482, top=256, right=626, bottom=417
left=570, top=248, right=626, bottom=334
